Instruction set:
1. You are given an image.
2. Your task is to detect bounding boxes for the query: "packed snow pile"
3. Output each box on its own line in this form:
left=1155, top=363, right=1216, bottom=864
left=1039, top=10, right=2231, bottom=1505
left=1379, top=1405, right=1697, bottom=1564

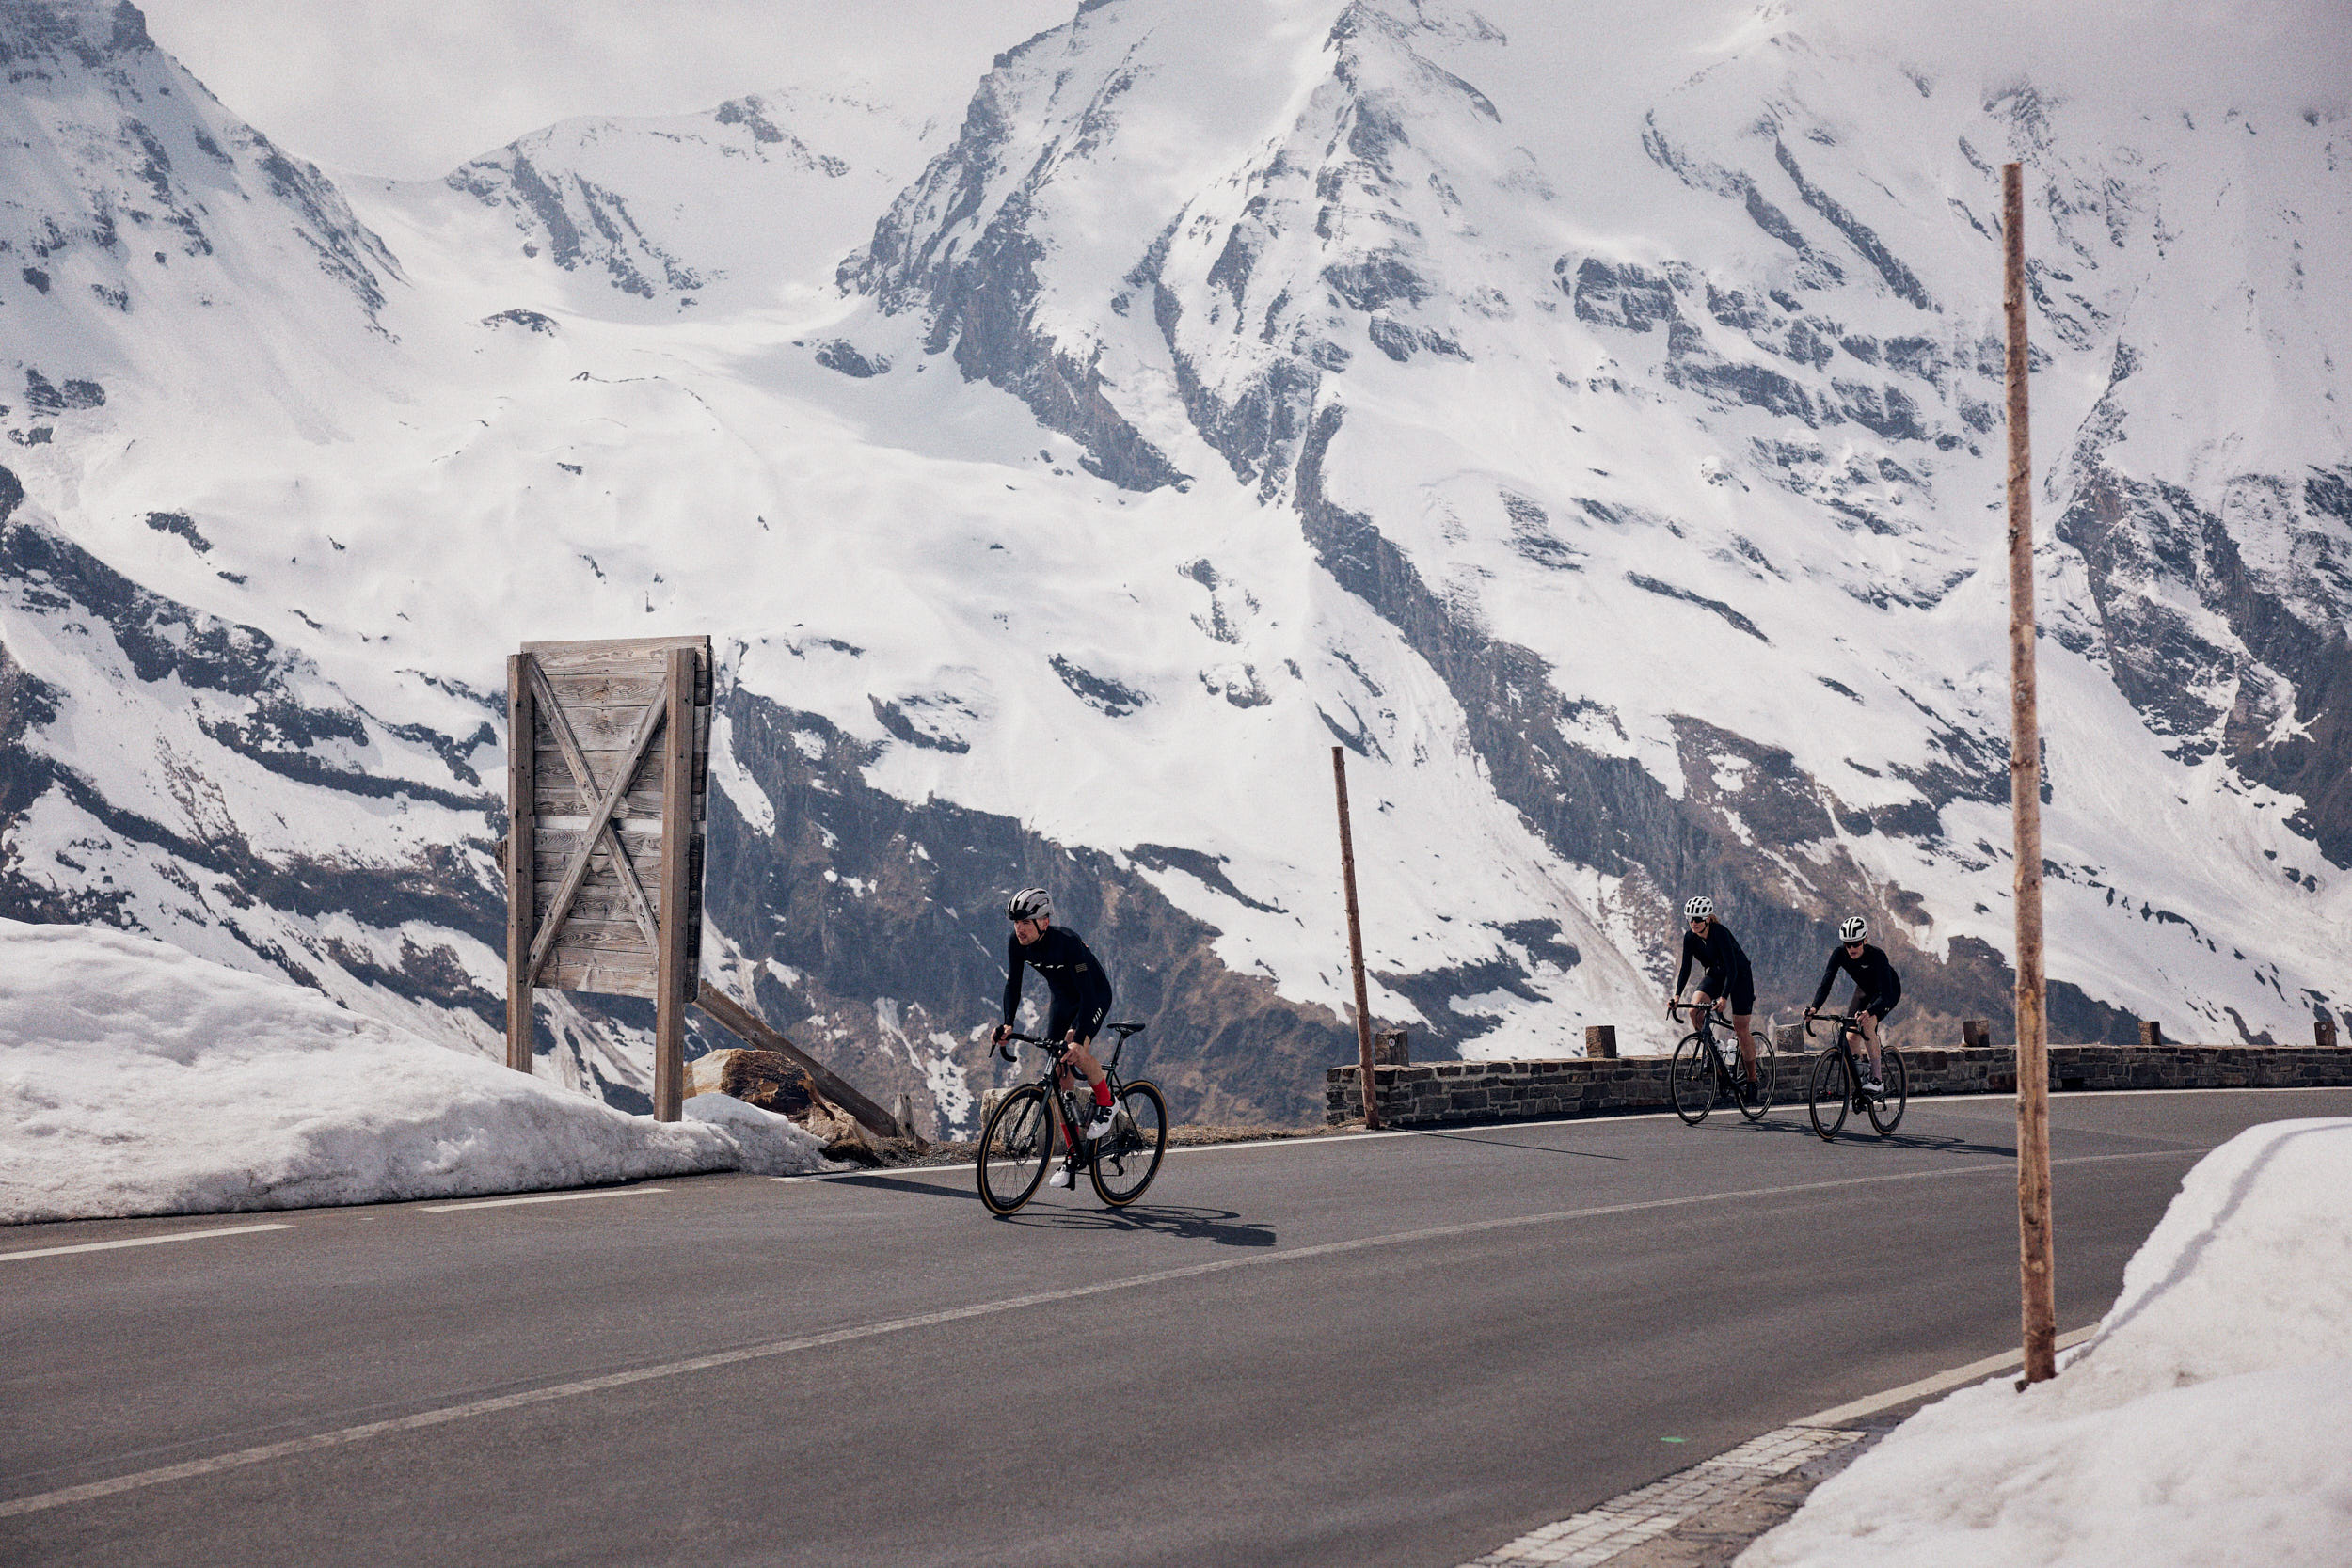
left=0, top=920, right=825, bottom=1224
left=1745, top=1118, right=2352, bottom=1566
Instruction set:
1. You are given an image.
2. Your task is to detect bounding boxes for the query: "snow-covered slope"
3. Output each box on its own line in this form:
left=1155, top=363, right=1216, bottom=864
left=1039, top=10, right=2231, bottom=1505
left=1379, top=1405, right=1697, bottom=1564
left=0, top=918, right=823, bottom=1225
left=2, top=0, right=2345, bottom=1134
left=1746, top=1117, right=2352, bottom=1565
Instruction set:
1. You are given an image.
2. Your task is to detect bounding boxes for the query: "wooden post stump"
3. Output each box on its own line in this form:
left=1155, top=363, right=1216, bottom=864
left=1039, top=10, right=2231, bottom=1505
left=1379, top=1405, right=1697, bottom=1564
left=2139, top=1020, right=2165, bottom=1049
left=1963, top=1019, right=1991, bottom=1049
left=1773, top=1022, right=1805, bottom=1054
left=1584, top=1024, right=1617, bottom=1060
left=1373, top=1028, right=1410, bottom=1066
left=2319, top=1018, right=2341, bottom=1051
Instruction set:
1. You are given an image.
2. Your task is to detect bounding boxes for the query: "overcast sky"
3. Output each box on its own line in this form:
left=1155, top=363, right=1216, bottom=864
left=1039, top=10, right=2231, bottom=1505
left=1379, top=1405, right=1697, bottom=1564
left=136, top=0, right=1078, bottom=180
left=136, top=0, right=2349, bottom=182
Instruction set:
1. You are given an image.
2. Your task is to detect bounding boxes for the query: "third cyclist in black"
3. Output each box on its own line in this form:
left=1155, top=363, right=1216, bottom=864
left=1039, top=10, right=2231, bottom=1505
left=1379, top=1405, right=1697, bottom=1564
left=1807, top=916, right=1901, bottom=1092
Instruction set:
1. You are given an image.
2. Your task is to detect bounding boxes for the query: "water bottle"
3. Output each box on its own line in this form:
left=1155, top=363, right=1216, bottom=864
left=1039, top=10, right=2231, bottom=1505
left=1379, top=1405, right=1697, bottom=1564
left=1714, top=1032, right=1735, bottom=1069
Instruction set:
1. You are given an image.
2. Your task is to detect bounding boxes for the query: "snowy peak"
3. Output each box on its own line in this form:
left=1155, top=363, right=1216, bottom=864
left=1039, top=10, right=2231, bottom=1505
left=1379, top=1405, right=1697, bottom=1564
left=0, top=0, right=400, bottom=424
left=424, top=87, right=935, bottom=315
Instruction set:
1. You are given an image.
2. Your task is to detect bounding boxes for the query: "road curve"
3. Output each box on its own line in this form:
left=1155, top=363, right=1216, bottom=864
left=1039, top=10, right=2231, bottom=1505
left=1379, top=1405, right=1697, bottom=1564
left=5, top=1087, right=2344, bottom=1567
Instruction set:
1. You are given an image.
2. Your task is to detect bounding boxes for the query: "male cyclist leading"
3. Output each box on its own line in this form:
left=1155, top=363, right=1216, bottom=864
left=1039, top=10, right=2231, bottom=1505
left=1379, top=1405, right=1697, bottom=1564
left=1671, top=895, right=1762, bottom=1092
left=993, top=887, right=1117, bottom=1189
left=1806, top=916, right=1902, bottom=1096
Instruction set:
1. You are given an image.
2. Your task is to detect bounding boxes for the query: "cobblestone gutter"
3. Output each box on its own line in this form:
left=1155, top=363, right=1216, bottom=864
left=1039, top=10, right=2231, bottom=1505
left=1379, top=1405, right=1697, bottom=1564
left=1326, top=1045, right=2352, bottom=1127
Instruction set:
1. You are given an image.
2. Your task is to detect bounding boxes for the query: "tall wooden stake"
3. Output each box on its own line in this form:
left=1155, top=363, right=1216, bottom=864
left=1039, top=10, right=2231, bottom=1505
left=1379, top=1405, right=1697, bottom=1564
left=652, top=645, right=696, bottom=1122
left=2006, top=161, right=2058, bottom=1386
left=1332, top=746, right=1380, bottom=1129
left=504, top=654, right=537, bottom=1073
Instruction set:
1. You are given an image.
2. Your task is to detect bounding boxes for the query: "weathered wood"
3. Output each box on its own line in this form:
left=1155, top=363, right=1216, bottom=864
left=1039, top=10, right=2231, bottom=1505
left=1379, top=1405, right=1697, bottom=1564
left=1332, top=746, right=1380, bottom=1130
left=524, top=659, right=665, bottom=979
left=692, top=981, right=901, bottom=1141
left=2137, top=1020, right=2164, bottom=1048
left=505, top=655, right=537, bottom=1073
left=522, top=633, right=707, bottom=663
left=653, top=645, right=695, bottom=1122
left=543, top=953, right=660, bottom=998
left=2321, top=1018, right=2341, bottom=1051
left=1584, top=1024, right=1617, bottom=1061
left=2006, top=161, right=2058, bottom=1388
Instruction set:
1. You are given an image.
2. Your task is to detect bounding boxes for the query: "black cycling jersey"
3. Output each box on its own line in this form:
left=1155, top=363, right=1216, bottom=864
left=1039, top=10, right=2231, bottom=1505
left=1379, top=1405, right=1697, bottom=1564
left=1675, top=920, right=1753, bottom=996
left=1811, top=942, right=1902, bottom=1013
left=1002, top=924, right=1114, bottom=1038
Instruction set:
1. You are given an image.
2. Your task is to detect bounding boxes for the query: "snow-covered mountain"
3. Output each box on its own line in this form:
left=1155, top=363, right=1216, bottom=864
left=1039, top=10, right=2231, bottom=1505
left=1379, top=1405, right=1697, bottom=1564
left=2, top=0, right=2345, bottom=1131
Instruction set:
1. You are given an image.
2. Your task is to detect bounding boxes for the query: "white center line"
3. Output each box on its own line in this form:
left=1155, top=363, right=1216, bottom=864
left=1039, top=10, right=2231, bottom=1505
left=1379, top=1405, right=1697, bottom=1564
left=0, top=1145, right=2200, bottom=1519
left=421, top=1187, right=671, bottom=1212
left=0, top=1223, right=294, bottom=1263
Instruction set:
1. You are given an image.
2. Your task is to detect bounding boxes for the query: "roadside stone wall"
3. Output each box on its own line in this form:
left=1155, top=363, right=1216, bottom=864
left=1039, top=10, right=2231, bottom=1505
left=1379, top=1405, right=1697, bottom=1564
left=1324, top=1045, right=2352, bottom=1128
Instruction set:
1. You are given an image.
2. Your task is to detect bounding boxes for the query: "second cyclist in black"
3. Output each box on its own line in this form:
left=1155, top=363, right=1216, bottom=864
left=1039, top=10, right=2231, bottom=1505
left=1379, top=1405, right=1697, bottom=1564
left=1670, top=895, right=1763, bottom=1088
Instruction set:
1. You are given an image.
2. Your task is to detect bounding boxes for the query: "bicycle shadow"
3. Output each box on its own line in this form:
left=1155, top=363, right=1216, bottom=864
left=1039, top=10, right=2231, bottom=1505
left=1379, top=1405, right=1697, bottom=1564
left=995, top=1201, right=1278, bottom=1248
left=1422, top=1131, right=1627, bottom=1161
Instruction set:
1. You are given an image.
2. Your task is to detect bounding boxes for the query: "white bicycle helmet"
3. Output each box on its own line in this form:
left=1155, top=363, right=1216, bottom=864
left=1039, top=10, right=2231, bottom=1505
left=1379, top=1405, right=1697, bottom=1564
left=1006, top=887, right=1052, bottom=922
left=1839, top=915, right=1868, bottom=943
left=1684, top=895, right=1714, bottom=921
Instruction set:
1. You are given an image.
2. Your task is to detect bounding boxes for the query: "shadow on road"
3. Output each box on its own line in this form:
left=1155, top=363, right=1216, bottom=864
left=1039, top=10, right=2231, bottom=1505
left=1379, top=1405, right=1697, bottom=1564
left=994, top=1202, right=1278, bottom=1247
left=821, top=1173, right=989, bottom=1202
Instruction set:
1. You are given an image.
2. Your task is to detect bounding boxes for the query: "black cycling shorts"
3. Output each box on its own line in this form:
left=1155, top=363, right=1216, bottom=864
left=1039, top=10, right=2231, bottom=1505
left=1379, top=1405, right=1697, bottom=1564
left=1858, top=996, right=1899, bottom=1023
left=1700, top=969, right=1756, bottom=1017
left=1045, top=996, right=1110, bottom=1045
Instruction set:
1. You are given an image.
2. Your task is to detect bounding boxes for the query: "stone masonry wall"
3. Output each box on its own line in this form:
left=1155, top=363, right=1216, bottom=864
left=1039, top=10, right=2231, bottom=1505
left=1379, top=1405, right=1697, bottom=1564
left=1325, top=1046, right=2352, bottom=1128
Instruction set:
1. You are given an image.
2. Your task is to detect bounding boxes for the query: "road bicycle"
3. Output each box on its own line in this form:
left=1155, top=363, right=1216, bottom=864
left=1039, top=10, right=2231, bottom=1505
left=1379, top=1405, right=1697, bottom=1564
left=1804, top=1009, right=1907, bottom=1139
left=1667, top=1000, right=1774, bottom=1125
left=977, top=1022, right=1168, bottom=1215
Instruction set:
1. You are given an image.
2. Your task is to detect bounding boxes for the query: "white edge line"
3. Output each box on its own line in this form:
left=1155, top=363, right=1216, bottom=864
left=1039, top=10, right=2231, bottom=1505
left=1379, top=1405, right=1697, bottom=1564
left=420, top=1187, right=671, bottom=1212
left=0, top=1223, right=294, bottom=1263
left=771, top=1082, right=2304, bottom=1182
left=1793, top=1323, right=2100, bottom=1428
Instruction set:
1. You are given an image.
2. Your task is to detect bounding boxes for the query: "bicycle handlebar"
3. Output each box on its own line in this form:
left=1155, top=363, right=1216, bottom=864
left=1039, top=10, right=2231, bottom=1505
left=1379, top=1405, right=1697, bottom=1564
left=1804, top=1010, right=1861, bottom=1038
left=1667, top=1000, right=1728, bottom=1022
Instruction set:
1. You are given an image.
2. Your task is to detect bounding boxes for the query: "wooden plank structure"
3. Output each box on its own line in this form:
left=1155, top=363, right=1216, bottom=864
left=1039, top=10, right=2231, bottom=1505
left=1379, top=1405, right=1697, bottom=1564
left=505, top=636, right=711, bottom=1120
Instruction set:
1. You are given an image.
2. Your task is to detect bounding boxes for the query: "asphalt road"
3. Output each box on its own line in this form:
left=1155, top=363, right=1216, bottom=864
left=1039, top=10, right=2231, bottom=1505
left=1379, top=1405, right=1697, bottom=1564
left=7, top=1087, right=2346, bottom=1568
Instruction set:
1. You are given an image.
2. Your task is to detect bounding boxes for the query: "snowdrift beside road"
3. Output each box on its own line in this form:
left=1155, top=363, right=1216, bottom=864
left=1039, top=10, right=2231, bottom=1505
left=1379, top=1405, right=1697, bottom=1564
left=0, top=920, right=824, bottom=1224
left=1745, top=1117, right=2352, bottom=1566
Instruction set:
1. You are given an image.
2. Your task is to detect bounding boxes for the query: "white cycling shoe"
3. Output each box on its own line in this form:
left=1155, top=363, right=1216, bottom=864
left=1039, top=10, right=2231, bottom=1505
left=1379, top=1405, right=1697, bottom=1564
left=1083, top=1105, right=1119, bottom=1140
left=1048, top=1164, right=1074, bottom=1189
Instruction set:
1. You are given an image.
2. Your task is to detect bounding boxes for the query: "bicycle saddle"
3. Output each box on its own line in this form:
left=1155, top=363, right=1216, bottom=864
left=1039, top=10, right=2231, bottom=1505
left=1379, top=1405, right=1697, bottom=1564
left=1105, top=1020, right=1147, bottom=1039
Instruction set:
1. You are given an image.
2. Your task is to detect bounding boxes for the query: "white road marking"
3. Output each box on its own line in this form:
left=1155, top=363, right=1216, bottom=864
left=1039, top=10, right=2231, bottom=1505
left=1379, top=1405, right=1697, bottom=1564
left=0, top=1224, right=294, bottom=1263
left=1794, top=1323, right=2100, bottom=1427
left=420, top=1187, right=670, bottom=1212
left=1, top=1147, right=2199, bottom=1518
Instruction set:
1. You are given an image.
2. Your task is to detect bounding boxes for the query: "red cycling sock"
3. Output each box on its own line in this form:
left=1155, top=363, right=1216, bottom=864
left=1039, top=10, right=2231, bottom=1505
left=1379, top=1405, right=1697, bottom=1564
left=1093, top=1079, right=1115, bottom=1109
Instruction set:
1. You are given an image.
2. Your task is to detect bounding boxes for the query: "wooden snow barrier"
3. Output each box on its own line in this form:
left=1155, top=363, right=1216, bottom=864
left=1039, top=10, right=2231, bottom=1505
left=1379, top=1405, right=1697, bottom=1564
left=505, top=636, right=711, bottom=1119
left=1324, top=1044, right=2352, bottom=1129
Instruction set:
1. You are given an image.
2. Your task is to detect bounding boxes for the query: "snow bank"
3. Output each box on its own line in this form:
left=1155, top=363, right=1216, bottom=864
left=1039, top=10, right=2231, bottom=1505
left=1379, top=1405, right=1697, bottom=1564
left=1744, top=1118, right=2352, bottom=1566
left=0, top=920, right=825, bottom=1224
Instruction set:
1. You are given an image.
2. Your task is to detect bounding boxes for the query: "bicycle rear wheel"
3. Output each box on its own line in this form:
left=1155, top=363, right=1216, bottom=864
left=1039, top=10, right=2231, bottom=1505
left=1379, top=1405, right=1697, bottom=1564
left=977, top=1085, right=1053, bottom=1215
left=1807, top=1051, right=1851, bottom=1141
left=1669, top=1034, right=1718, bottom=1125
left=1737, top=1029, right=1777, bottom=1121
left=1867, top=1047, right=1909, bottom=1136
left=1089, top=1079, right=1168, bottom=1207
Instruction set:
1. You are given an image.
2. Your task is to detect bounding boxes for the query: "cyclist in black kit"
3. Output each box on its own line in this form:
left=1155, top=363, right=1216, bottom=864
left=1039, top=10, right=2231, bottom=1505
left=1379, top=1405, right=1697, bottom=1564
left=992, top=887, right=1118, bottom=1189
left=1670, top=895, right=1762, bottom=1090
left=1806, top=916, right=1901, bottom=1094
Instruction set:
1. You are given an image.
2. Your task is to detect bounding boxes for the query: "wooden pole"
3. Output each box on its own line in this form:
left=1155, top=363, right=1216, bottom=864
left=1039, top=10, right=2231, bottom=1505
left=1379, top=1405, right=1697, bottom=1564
left=2005, top=161, right=2058, bottom=1386
left=652, top=645, right=696, bottom=1122
left=504, top=654, right=537, bottom=1073
left=1332, top=746, right=1380, bottom=1129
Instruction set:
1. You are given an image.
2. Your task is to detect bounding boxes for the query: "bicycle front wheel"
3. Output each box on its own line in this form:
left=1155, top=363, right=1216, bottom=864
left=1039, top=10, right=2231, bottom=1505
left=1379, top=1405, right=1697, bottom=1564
left=977, top=1085, right=1053, bottom=1215
left=1807, top=1051, right=1851, bottom=1141
left=1089, top=1079, right=1168, bottom=1207
left=1669, top=1034, right=1718, bottom=1125
left=1738, top=1029, right=1777, bottom=1122
left=1867, top=1047, right=1909, bottom=1136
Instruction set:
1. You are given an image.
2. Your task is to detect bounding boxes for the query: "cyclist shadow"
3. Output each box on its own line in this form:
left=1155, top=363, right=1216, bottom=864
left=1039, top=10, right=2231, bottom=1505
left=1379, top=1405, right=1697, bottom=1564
left=999, top=1202, right=1277, bottom=1248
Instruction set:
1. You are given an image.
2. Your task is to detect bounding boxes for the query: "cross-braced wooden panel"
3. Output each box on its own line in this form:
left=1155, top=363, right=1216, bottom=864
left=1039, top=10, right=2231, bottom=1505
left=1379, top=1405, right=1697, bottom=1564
left=505, top=635, right=709, bottom=1118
